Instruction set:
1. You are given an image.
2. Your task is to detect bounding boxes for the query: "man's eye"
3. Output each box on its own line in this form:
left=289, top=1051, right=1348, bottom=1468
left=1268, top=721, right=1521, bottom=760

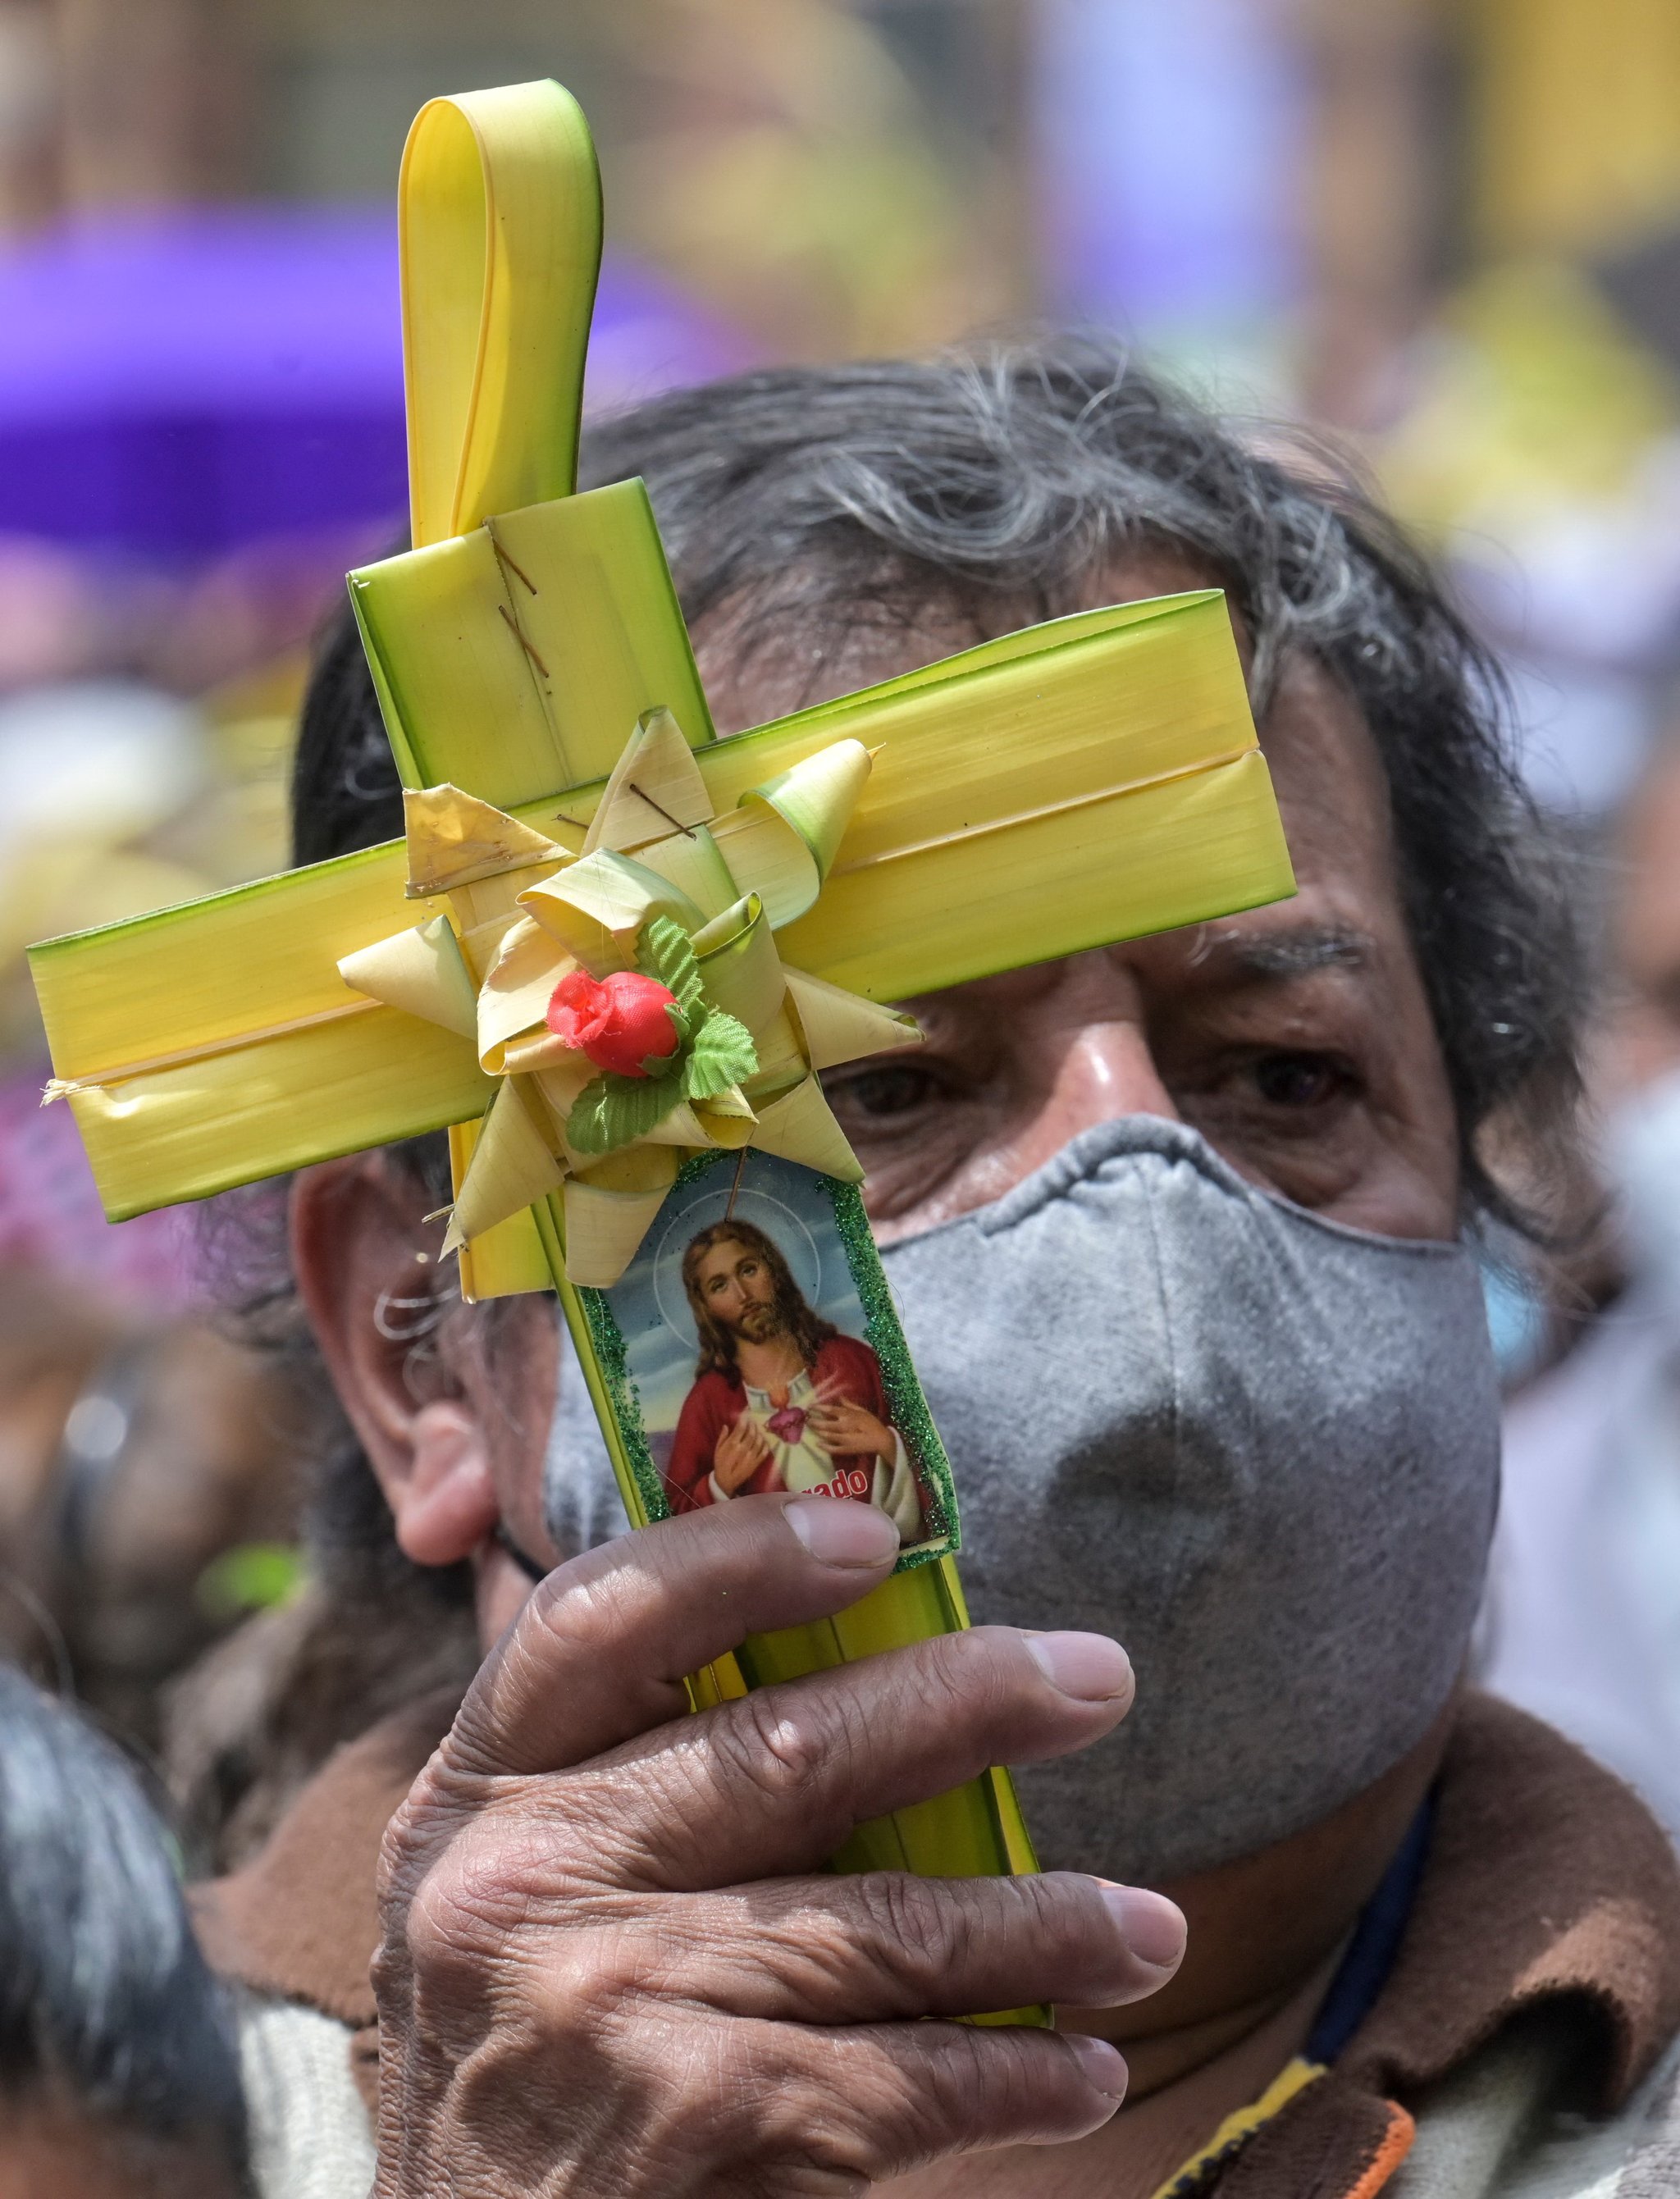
left=824, top=1065, right=940, bottom=1120
left=1249, top=1051, right=1350, bottom=1109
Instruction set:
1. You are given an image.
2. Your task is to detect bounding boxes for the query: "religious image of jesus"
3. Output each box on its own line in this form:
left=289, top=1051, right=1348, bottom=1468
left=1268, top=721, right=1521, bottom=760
left=664, top=1220, right=924, bottom=1540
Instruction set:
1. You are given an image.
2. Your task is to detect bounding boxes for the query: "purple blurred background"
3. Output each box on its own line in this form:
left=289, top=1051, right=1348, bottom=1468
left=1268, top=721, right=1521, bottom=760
left=0, top=208, right=748, bottom=561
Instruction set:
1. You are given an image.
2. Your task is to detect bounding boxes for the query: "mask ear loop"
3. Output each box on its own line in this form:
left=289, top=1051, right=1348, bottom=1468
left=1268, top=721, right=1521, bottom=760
left=493, top=1521, right=550, bottom=1584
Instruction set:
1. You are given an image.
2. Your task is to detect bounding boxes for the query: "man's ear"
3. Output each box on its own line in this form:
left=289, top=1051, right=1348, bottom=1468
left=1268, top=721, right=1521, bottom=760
left=290, top=1154, right=499, bottom=1569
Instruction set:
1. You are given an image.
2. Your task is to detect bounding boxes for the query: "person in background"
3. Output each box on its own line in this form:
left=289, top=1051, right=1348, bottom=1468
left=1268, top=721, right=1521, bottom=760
left=0, top=1664, right=248, bottom=2198
left=0, top=1265, right=304, bottom=1767
left=1483, top=722, right=1680, bottom=1841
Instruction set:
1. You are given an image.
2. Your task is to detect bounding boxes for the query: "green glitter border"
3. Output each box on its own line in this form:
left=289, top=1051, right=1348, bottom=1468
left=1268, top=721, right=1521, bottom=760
left=573, top=1151, right=958, bottom=1576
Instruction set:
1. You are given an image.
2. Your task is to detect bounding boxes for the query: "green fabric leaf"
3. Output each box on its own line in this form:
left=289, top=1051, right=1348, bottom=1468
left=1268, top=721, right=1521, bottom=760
left=638, top=915, right=705, bottom=1038
left=568, top=1069, right=684, bottom=1155
left=682, top=1010, right=759, bottom=1103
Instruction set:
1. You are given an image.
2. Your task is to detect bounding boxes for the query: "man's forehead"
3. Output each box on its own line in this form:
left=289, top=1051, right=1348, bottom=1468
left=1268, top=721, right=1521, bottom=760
left=898, top=909, right=1381, bottom=1023
left=693, top=557, right=1391, bottom=878
left=695, top=558, right=1409, bottom=998
left=1259, top=652, right=1395, bottom=868
left=695, top=599, right=996, bottom=734
left=692, top=548, right=1228, bottom=733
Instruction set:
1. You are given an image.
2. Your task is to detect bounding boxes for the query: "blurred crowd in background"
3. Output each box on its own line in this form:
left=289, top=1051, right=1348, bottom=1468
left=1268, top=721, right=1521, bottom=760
left=1, top=0, right=1680, bottom=1882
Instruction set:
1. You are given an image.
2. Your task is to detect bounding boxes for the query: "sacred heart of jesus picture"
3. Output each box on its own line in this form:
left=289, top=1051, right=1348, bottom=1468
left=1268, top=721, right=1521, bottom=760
left=576, top=1150, right=956, bottom=1569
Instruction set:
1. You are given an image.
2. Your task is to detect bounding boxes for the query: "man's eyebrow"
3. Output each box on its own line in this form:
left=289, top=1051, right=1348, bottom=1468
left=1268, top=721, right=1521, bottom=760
left=1202, top=924, right=1376, bottom=979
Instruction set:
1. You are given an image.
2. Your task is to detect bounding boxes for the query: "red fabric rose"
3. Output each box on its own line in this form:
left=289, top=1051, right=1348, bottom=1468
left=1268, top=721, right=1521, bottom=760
left=546, top=969, right=680, bottom=1079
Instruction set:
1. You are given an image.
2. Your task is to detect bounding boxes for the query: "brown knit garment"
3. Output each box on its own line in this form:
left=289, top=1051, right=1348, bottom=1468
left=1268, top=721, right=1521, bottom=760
left=1213, top=1694, right=1680, bottom=2197
left=190, top=1691, right=1680, bottom=2185
left=190, top=1683, right=463, bottom=2110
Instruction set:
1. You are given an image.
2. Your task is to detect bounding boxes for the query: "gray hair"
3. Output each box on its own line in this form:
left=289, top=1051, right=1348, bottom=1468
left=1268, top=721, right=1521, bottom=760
left=0, top=1667, right=247, bottom=2172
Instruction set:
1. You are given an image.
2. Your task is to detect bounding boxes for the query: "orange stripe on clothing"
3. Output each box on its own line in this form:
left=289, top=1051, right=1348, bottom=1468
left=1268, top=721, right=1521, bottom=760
left=1346, top=2102, right=1417, bottom=2199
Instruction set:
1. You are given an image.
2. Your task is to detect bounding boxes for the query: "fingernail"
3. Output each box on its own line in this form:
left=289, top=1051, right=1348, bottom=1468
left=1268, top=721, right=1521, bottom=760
left=1062, top=2031, right=1128, bottom=2101
left=1100, top=1885, right=1186, bottom=1972
left=1025, top=1631, right=1133, bottom=1702
left=785, top=1497, right=901, bottom=1568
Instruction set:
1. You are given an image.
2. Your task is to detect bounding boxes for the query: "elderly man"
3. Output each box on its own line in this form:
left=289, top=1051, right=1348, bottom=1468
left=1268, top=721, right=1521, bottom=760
left=193, top=348, right=1680, bottom=2199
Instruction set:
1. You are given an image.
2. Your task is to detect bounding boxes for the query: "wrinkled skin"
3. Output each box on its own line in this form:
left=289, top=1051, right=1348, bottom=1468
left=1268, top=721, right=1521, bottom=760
left=371, top=1498, right=1178, bottom=2198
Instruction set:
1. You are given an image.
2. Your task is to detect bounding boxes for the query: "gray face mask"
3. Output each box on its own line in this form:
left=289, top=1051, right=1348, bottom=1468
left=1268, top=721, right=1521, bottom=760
left=544, top=1115, right=1500, bottom=1887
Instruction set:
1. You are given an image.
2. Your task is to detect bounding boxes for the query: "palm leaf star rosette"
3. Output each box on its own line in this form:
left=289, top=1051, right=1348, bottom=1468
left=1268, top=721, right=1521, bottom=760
left=338, top=704, right=918, bottom=1287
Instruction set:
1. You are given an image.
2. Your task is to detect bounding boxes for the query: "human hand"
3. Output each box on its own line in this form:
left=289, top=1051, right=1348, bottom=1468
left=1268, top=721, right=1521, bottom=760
left=809, top=1398, right=897, bottom=1463
left=713, top=1407, right=772, bottom=1494
left=372, top=1494, right=1184, bottom=2199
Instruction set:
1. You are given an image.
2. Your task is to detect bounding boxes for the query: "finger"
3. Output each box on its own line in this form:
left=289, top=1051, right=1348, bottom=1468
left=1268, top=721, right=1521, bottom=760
left=614, top=1870, right=1185, bottom=2022
left=734, top=2017, right=1128, bottom=2181
left=551, top=1623, right=1134, bottom=1888
left=446, top=1494, right=903, bottom=1778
